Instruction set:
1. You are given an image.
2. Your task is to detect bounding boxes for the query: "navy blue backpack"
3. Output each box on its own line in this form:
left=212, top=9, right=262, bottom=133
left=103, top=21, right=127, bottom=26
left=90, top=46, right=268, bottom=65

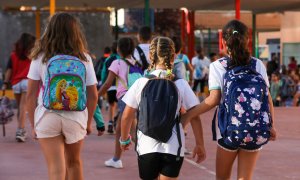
left=137, top=75, right=182, bottom=159
left=213, top=57, right=272, bottom=148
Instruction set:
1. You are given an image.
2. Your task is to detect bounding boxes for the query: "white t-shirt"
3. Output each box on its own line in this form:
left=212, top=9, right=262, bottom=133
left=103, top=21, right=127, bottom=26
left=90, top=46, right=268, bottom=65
left=133, top=44, right=150, bottom=65
left=209, top=57, right=270, bottom=92
left=122, top=69, right=199, bottom=157
left=208, top=57, right=270, bottom=139
left=27, top=54, right=97, bottom=129
left=191, top=56, right=211, bottom=80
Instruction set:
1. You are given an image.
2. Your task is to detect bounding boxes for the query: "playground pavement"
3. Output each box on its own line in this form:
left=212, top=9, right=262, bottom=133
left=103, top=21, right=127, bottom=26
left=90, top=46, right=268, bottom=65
left=0, top=107, right=299, bottom=180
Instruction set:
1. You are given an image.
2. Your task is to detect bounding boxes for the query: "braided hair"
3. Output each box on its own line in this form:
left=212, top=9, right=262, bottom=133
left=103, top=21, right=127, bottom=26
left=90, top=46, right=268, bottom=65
left=149, top=37, right=175, bottom=80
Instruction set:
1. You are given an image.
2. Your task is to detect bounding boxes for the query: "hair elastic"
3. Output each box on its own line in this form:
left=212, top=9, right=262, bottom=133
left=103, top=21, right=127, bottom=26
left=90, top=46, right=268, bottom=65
left=232, top=30, right=239, bottom=35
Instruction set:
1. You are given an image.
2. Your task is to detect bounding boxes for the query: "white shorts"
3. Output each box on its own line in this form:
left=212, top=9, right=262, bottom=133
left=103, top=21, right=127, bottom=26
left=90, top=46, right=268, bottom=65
left=12, top=79, right=28, bottom=94
left=35, top=112, right=86, bottom=144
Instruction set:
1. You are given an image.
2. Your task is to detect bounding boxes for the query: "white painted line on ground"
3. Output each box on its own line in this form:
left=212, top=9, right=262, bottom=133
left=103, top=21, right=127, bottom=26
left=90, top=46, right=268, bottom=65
left=184, top=158, right=216, bottom=176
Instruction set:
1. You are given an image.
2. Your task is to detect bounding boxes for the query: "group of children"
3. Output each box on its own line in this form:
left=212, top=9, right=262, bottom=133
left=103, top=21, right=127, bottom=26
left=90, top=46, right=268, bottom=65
left=23, top=12, right=277, bottom=180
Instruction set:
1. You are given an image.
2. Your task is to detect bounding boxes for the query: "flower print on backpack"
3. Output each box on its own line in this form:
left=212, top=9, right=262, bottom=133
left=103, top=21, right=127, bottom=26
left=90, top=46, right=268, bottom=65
left=250, top=98, right=261, bottom=111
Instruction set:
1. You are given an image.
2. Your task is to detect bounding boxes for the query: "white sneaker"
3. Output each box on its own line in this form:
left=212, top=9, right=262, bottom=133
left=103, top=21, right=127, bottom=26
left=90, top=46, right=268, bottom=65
left=104, top=158, right=123, bottom=169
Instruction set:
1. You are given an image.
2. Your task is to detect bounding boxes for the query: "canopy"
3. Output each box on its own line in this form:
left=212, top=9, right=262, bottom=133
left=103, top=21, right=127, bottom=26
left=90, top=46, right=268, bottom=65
left=1, top=0, right=300, bottom=13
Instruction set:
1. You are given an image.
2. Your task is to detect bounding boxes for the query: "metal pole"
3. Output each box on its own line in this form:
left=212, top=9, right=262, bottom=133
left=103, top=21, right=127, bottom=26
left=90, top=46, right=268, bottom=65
left=235, top=0, right=240, bottom=20
left=144, top=0, right=150, bottom=26
left=50, top=0, right=56, bottom=16
left=181, top=10, right=186, bottom=54
left=35, top=10, right=41, bottom=38
left=208, top=28, right=211, bottom=55
left=252, top=13, right=256, bottom=57
left=187, top=11, right=195, bottom=60
left=115, top=9, right=119, bottom=41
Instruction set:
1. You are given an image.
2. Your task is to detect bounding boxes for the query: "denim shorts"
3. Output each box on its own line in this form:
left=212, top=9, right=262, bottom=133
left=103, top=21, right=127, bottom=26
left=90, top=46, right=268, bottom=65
left=12, top=79, right=28, bottom=94
left=117, top=97, right=126, bottom=113
left=217, top=138, right=262, bottom=152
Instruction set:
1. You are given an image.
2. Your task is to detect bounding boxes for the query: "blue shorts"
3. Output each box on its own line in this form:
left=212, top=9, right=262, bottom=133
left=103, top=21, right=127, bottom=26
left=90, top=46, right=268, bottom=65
left=12, top=79, right=28, bottom=94
left=217, top=138, right=262, bottom=152
left=117, top=97, right=126, bottom=113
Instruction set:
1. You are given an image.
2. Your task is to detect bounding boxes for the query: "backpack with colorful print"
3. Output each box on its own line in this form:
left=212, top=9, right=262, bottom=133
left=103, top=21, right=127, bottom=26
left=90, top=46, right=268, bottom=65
left=43, top=55, right=87, bottom=111
left=118, top=58, right=143, bottom=89
left=217, top=57, right=272, bottom=148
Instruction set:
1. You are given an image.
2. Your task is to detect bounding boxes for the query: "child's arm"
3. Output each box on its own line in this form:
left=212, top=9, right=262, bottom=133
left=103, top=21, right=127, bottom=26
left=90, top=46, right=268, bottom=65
left=120, top=105, right=136, bottom=151
left=189, top=116, right=206, bottom=163
left=26, top=79, right=40, bottom=137
left=268, top=89, right=277, bottom=141
left=98, top=71, right=116, bottom=96
left=182, top=90, right=221, bottom=125
left=86, top=84, right=98, bottom=135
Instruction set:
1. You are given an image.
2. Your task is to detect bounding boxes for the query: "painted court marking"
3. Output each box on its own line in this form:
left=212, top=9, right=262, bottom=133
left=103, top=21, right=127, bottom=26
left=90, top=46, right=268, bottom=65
left=184, top=158, right=216, bottom=176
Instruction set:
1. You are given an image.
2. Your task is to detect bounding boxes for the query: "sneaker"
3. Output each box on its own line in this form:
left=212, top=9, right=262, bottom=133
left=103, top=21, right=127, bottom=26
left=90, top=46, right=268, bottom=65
left=16, top=129, right=26, bottom=142
left=104, top=158, right=123, bottom=169
left=107, top=120, right=114, bottom=134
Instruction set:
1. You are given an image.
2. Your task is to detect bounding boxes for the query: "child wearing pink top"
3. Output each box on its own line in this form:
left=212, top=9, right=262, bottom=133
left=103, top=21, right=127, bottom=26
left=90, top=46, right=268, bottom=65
left=98, top=37, right=141, bottom=169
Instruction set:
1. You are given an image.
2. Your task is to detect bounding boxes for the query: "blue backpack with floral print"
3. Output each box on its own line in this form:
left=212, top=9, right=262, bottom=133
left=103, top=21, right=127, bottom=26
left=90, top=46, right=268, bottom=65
left=216, top=57, right=272, bottom=148
left=43, top=55, right=87, bottom=111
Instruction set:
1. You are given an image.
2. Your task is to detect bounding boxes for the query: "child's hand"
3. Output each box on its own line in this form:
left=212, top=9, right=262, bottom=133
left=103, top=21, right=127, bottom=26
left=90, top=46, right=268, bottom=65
left=120, top=143, right=131, bottom=152
left=270, top=127, right=277, bottom=141
left=192, top=144, right=206, bottom=163
left=32, top=129, right=37, bottom=140
left=86, top=126, right=92, bottom=135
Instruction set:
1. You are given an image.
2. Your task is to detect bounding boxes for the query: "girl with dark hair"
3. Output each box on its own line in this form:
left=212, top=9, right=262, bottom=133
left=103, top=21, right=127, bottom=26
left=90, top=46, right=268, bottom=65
left=98, top=37, right=141, bottom=169
left=183, top=20, right=277, bottom=179
left=120, top=37, right=206, bottom=180
left=3, top=32, right=36, bottom=142
left=27, top=13, right=98, bottom=180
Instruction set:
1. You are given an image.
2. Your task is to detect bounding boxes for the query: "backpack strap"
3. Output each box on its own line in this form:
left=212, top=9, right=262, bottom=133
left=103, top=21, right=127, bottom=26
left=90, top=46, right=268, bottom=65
left=135, top=46, right=149, bottom=70
left=175, top=114, right=182, bottom=160
left=211, top=108, right=218, bottom=141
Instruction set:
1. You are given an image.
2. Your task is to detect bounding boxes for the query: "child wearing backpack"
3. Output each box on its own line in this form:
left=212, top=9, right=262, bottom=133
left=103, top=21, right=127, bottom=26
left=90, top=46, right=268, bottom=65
left=98, top=37, right=143, bottom=169
left=120, top=37, right=206, bottom=180
left=26, top=13, right=98, bottom=180
left=172, top=36, right=194, bottom=85
left=133, top=26, right=152, bottom=72
left=101, top=42, right=120, bottom=134
left=183, top=20, right=277, bottom=180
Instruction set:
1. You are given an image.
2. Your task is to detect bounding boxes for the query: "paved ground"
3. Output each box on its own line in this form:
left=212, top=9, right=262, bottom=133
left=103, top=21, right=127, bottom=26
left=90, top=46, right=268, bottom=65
left=0, top=107, right=299, bottom=180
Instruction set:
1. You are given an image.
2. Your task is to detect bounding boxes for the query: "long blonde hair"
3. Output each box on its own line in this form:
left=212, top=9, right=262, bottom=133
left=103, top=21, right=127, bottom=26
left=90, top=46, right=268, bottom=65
left=30, top=13, right=89, bottom=63
left=149, top=37, right=175, bottom=79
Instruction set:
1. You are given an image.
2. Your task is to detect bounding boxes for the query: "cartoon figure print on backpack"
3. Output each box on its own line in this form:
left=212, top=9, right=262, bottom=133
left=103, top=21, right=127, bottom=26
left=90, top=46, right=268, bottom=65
left=120, top=37, right=206, bottom=180
left=182, top=20, right=277, bottom=180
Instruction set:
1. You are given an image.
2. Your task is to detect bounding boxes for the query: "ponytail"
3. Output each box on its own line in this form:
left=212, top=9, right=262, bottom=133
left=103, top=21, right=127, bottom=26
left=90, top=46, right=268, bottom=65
left=222, top=20, right=250, bottom=68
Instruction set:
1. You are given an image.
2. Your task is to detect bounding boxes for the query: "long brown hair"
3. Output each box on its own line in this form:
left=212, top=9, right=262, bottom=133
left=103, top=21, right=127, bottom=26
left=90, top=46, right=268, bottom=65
left=15, top=33, right=36, bottom=60
left=30, top=13, right=89, bottom=63
left=222, top=20, right=250, bottom=68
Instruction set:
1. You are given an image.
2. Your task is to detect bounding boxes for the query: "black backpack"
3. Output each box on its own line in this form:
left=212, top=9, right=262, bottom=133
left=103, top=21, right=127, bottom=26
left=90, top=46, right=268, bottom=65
left=134, top=46, right=149, bottom=71
left=137, top=75, right=182, bottom=157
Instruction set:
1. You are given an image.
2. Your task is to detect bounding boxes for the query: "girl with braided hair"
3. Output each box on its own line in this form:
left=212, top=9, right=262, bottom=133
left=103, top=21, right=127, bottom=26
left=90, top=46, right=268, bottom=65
left=120, top=37, right=206, bottom=180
